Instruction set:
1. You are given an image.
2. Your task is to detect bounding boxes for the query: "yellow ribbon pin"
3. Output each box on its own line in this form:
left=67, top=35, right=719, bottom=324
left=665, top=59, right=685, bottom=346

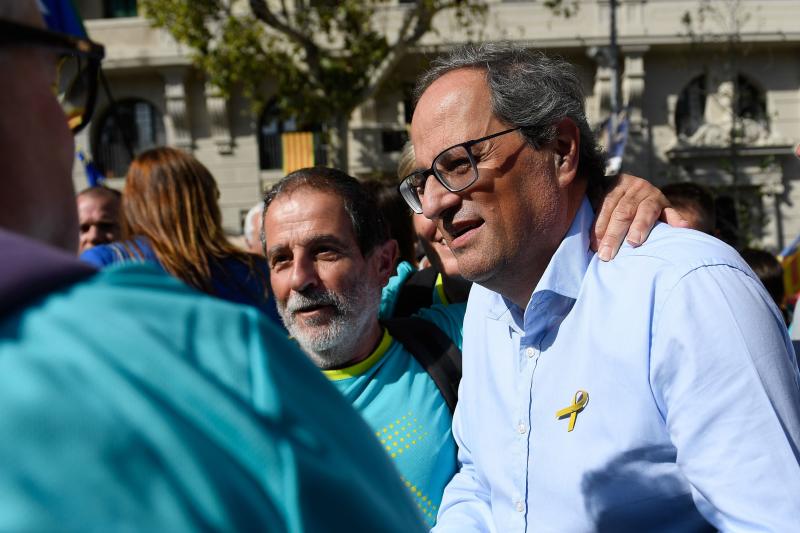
left=556, top=390, right=589, bottom=432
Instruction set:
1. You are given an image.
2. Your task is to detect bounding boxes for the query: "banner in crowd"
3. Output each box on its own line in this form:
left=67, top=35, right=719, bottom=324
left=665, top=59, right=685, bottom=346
left=77, top=149, right=104, bottom=187
left=599, top=108, right=630, bottom=176
left=282, top=132, right=316, bottom=174
left=780, top=234, right=800, bottom=298
left=39, top=0, right=87, bottom=37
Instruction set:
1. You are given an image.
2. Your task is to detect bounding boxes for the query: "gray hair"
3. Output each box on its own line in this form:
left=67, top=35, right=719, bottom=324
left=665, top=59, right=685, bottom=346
left=263, top=166, right=390, bottom=257
left=415, top=42, right=605, bottom=182
left=243, top=201, right=265, bottom=248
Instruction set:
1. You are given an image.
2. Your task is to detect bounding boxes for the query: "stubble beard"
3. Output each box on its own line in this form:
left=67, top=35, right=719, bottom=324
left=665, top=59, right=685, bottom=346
left=277, top=282, right=379, bottom=370
left=451, top=233, right=508, bottom=287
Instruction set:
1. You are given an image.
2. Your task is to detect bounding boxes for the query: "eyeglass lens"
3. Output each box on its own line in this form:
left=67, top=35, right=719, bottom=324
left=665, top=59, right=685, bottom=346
left=403, top=144, right=479, bottom=213
left=434, top=145, right=478, bottom=190
left=399, top=174, right=423, bottom=213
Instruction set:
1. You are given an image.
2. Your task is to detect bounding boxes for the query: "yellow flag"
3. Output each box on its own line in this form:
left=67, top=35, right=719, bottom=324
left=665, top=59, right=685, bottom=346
left=282, top=132, right=315, bottom=174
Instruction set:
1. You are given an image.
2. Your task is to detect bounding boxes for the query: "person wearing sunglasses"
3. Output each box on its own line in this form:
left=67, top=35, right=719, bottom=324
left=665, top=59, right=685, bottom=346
left=405, top=43, right=800, bottom=531
left=0, top=4, right=426, bottom=531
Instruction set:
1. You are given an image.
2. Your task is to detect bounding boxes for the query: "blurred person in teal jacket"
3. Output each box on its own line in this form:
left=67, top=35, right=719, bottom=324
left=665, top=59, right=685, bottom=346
left=0, top=2, right=425, bottom=530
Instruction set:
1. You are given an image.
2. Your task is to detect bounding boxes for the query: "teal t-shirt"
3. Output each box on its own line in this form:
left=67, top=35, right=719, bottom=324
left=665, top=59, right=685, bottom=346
left=325, top=302, right=466, bottom=527
left=0, top=263, right=425, bottom=532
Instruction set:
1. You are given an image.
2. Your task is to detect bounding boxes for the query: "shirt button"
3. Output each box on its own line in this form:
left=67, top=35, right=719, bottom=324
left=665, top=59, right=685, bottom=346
left=515, top=500, right=525, bottom=512
left=517, top=423, right=527, bottom=434
left=525, top=347, right=536, bottom=358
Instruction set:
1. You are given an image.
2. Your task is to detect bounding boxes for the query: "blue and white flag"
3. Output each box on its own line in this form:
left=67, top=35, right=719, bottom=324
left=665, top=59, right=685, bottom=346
left=77, top=149, right=104, bottom=187
left=38, top=0, right=87, bottom=37
left=600, top=109, right=629, bottom=176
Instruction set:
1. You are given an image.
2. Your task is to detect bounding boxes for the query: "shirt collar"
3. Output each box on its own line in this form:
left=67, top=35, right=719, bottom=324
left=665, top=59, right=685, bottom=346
left=486, top=197, right=595, bottom=322
left=323, top=328, right=392, bottom=381
left=531, top=196, right=594, bottom=301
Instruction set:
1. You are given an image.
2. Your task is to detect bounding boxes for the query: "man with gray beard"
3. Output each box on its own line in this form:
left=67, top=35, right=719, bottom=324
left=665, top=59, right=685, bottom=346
left=263, top=167, right=467, bottom=527
left=279, top=278, right=377, bottom=368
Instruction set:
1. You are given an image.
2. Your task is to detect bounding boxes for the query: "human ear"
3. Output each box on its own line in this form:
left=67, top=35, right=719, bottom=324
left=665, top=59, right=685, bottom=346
left=553, top=118, right=580, bottom=187
left=370, top=239, right=399, bottom=287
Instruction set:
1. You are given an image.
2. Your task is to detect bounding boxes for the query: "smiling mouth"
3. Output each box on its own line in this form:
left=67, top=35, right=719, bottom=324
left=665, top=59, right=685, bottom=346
left=449, top=220, right=483, bottom=241
left=293, top=304, right=333, bottom=315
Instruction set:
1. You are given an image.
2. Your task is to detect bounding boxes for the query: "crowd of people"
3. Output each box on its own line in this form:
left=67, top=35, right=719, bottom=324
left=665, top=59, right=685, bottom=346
left=2, top=1, right=799, bottom=530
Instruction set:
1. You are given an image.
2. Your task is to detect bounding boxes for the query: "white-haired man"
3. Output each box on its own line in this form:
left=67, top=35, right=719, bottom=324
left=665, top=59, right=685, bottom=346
left=243, top=200, right=265, bottom=254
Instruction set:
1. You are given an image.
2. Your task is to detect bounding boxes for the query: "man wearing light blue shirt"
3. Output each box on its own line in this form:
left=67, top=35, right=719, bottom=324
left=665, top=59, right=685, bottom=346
left=400, top=43, right=800, bottom=531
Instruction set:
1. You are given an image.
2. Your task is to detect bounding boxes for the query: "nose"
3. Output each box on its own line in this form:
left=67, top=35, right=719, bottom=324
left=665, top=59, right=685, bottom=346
left=82, top=225, right=102, bottom=247
left=421, top=176, right=462, bottom=222
left=290, top=255, right=320, bottom=294
left=91, top=227, right=107, bottom=244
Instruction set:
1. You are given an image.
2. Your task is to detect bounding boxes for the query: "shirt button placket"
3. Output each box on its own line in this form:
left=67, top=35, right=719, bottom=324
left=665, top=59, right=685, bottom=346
left=519, top=341, right=539, bottom=529
left=516, top=338, right=535, bottom=530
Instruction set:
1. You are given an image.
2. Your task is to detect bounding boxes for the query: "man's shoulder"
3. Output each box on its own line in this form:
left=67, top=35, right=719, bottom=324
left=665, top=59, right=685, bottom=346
left=608, top=223, right=751, bottom=281
left=6, top=262, right=267, bottom=358
left=79, top=242, right=118, bottom=266
left=72, top=262, right=202, bottom=301
left=4, top=260, right=296, bottom=406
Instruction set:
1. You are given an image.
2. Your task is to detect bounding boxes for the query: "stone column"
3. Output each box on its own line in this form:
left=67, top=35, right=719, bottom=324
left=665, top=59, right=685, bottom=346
left=622, top=45, right=648, bottom=133
left=205, top=82, right=234, bottom=155
left=162, top=68, right=192, bottom=151
left=591, top=64, right=613, bottom=123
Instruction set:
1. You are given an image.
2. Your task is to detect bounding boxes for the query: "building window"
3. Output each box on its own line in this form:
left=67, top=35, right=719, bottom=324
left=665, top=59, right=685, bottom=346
left=93, top=99, right=166, bottom=178
left=735, top=74, right=768, bottom=128
left=104, top=0, right=137, bottom=18
left=676, top=73, right=768, bottom=139
left=258, top=102, right=327, bottom=171
left=675, top=75, right=706, bottom=138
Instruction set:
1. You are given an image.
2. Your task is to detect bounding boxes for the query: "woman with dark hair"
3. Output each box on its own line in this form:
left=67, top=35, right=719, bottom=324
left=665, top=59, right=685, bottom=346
left=81, top=147, right=281, bottom=324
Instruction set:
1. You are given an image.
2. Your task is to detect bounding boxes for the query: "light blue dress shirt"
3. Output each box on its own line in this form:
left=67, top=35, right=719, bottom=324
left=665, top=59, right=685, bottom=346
left=435, top=198, right=800, bottom=532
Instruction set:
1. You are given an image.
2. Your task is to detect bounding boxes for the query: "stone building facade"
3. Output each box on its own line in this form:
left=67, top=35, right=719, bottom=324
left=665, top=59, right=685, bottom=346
left=72, top=0, right=800, bottom=249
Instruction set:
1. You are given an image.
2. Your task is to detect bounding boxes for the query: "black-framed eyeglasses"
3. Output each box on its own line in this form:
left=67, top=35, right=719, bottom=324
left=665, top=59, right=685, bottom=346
left=0, top=19, right=105, bottom=133
left=398, top=127, right=524, bottom=214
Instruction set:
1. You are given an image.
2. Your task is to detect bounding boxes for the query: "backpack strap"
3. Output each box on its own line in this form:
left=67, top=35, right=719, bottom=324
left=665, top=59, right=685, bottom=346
left=382, top=316, right=462, bottom=414
left=393, top=267, right=439, bottom=318
left=440, top=275, right=472, bottom=305
left=0, top=230, right=97, bottom=318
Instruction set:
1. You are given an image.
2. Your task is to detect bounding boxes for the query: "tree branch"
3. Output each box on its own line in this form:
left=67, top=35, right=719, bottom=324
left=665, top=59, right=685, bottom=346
left=249, top=0, right=324, bottom=86
left=358, top=0, right=437, bottom=106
